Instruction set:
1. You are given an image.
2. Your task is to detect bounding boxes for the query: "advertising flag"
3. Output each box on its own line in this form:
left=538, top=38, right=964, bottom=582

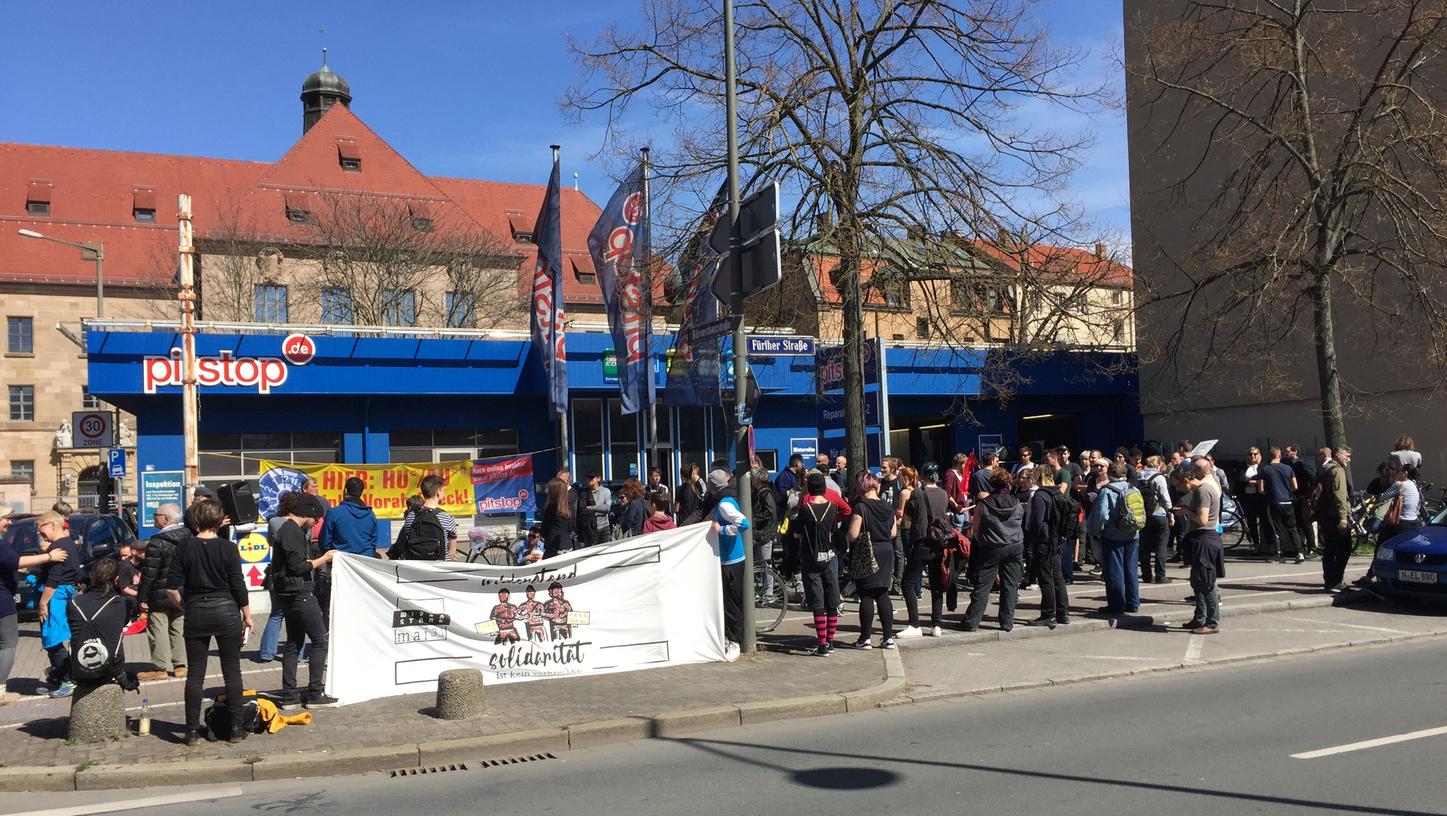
left=663, top=181, right=728, bottom=406
left=587, top=163, right=652, bottom=414
left=530, top=152, right=568, bottom=414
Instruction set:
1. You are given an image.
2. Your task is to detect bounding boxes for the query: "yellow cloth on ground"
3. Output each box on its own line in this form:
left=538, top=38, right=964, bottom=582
left=215, top=688, right=314, bottom=733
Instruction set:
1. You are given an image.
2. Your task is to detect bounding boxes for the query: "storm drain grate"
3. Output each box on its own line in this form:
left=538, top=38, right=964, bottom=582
left=388, top=754, right=556, bottom=779
left=391, top=763, right=469, bottom=778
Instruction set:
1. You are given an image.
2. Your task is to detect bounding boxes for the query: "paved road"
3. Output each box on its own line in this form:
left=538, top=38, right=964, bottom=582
left=26, top=633, right=1447, bottom=816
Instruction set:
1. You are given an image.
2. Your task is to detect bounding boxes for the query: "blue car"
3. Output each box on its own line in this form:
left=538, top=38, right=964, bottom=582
left=1372, top=508, right=1447, bottom=601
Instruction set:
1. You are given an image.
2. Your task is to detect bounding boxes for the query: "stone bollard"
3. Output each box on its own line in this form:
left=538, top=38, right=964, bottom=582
left=434, top=668, right=485, bottom=720
left=68, top=683, right=127, bottom=743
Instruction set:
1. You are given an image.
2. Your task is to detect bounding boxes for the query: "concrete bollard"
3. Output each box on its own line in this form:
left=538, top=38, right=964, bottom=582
left=68, top=683, right=127, bottom=743
left=434, top=668, right=486, bottom=720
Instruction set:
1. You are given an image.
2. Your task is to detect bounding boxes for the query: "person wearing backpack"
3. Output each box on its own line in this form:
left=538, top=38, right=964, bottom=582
left=1025, top=470, right=1069, bottom=628
left=396, top=475, right=457, bottom=561
left=899, top=463, right=953, bottom=638
left=783, top=472, right=842, bottom=656
left=1138, top=454, right=1173, bottom=585
left=961, top=468, right=1025, bottom=632
left=265, top=492, right=337, bottom=711
left=66, top=557, right=131, bottom=692
left=164, top=498, right=254, bottom=745
left=1087, top=461, right=1144, bottom=615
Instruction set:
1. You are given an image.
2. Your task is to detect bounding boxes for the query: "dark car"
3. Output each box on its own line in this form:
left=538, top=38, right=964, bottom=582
left=3, top=512, right=137, bottom=619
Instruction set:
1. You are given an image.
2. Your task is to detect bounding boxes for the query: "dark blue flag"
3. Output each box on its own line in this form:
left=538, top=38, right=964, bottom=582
left=588, top=163, right=652, bottom=415
left=663, top=181, right=728, bottom=406
left=530, top=152, right=567, bottom=415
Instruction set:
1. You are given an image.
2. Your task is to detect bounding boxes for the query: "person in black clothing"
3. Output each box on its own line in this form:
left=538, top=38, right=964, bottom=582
left=962, top=468, right=1025, bottom=632
left=676, top=463, right=705, bottom=523
left=847, top=472, right=899, bottom=649
left=1026, top=470, right=1070, bottom=627
left=783, top=472, right=841, bottom=656
left=617, top=479, right=649, bottom=537
left=66, top=558, right=131, bottom=690
left=901, top=463, right=952, bottom=636
left=266, top=492, right=337, bottom=710
left=750, top=467, right=780, bottom=598
left=539, top=479, right=576, bottom=558
left=1285, top=444, right=1318, bottom=555
left=164, top=498, right=252, bottom=745
left=878, top=457, right=905, bottom=594
left=1255, top=447, right=1302, bottom=563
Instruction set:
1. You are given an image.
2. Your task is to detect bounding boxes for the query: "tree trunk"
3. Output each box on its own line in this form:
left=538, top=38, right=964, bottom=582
left=1309, top=269, right=1347, bottom=451
left=839, top=211, right=868, bottom=486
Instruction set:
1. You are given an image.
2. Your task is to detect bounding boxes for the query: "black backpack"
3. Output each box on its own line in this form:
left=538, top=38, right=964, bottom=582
left=401, top=507, right=447, bottom=560
left=68, top=594, right=125, bottom=684
left=203, top=696, right=260, bottom=741
left=919, top=487, right=954, bottom=551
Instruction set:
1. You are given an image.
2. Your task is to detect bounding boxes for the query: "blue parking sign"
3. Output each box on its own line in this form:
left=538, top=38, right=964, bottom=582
left=107, top=447, right=126, bottom=477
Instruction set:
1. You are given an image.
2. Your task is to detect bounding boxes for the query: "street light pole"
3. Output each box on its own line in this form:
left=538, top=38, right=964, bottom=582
left=16, top=229, right=104, bottom=317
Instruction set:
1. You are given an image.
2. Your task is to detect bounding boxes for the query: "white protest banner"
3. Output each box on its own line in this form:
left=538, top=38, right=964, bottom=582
left=326, top=523, right=725, bottom=704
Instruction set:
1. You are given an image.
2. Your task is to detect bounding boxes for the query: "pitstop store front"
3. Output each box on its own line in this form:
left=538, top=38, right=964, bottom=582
left=86, top=324, right=1140, bottom=538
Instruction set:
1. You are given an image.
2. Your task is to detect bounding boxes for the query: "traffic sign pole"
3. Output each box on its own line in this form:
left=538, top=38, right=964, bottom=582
left=723, top=0, right=755, bottom=654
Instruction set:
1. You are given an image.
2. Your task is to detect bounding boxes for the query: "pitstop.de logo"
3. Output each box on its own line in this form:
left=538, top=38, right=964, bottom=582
left=282, top=333, right=316, bottom=366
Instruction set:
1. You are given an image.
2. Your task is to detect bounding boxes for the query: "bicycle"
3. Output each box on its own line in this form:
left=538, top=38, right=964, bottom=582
left=753, top=562, right=788, bottom=633
left=465, top=524, right=526, bottom=566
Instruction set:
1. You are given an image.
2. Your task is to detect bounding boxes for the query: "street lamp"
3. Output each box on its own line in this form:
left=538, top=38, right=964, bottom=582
left=17, top=228, right=104, bottom=318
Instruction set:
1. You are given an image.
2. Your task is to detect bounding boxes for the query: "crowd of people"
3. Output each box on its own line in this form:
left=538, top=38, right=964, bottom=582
left=0, top=433, right=1427, bottom=731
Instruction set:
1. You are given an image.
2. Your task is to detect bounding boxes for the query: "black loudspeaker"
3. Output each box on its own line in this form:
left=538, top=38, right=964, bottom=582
left=217, top=481, right=259, bottom=525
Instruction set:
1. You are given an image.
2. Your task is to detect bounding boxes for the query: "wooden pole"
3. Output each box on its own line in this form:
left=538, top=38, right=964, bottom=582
left=177, top=194, right=200, bottom=504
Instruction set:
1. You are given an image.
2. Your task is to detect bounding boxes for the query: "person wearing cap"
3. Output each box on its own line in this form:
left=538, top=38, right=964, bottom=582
left=707, top=468, right=749, bottom=662
left=265, top=491, right=338, bottom=709
left=1317, top=446, right=1354, bottom=592
left=784, top=471, right=843, bottom=654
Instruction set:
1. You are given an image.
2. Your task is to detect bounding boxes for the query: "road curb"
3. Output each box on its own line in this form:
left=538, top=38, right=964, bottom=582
left=890, top=624, right=1447, bottom=708
left=0, top=648, right=900, bottom=792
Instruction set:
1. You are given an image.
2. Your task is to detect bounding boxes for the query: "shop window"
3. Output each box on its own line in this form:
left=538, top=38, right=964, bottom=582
left=609, top=399, right=639, bottom=482
left=383, top=290, right=416, bottom=327
left=445, top=292, right=475, bottom=328
left=321, top=288, right=354, bottom=324
left=756, top=450, right=778, bottom=473
left=8, top=317, right=33, bottom=353
left=8, top=385, right=34, bottom=421
left=10, top=460, right=34, bottom=490
left=572, top=399, right=604, bottom=480
left=254, top=284, right=288, bottom=322
left=198, top=432, right=341, bottom=487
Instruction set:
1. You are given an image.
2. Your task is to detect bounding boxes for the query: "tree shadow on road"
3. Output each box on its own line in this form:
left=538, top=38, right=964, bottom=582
left=667, top=735, right=1440, bottom=815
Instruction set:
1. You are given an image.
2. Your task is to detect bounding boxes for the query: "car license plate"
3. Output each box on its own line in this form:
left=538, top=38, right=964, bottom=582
left=1398, top=569, right=1439, bottom=584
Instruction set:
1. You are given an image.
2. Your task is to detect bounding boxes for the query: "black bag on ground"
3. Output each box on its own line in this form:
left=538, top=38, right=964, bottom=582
left=399, top=506, right=447, bottom=560
left=203, top=697, right=260, bottom=741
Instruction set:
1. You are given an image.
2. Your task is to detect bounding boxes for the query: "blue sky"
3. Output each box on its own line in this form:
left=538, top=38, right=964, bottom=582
left=0, top=0, right=1128, bottom=241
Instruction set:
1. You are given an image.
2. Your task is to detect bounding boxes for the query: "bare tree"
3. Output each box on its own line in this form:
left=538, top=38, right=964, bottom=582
left=1129, top=0, right=1447, bottom=449
left=568, top=0, right=1108, bottom=466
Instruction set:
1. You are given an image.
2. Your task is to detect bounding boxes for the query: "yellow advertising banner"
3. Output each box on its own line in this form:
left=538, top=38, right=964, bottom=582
left=256, top=460, right=474, bottom=520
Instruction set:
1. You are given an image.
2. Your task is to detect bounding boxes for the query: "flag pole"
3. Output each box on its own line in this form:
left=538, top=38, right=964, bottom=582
left=641, top=146, right=659, bottom=481
left=551, top=144, right=570, bottom=474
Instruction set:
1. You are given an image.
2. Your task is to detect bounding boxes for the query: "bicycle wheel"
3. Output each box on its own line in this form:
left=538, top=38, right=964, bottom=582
left=754, top=565, right=787, bottom=633
left=1220, top=507, right=1246, bottom=548
left=480, top=543, right=515, bottom=566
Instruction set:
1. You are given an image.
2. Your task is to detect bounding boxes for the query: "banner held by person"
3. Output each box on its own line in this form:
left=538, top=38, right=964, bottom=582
left=471, top=454, right=537, bottom=516
left=326, top=524, right=724, bottom=703
left=589, top=162, right=653, bottom=414
left=257, top=460, right=473, bottom=520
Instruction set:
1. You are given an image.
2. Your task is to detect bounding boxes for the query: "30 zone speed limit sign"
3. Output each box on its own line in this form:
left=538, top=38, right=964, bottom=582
left=72, top=411, right=114, bottom=449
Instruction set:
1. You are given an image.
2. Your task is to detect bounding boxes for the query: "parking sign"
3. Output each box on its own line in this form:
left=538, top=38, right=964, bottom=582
left=72, top=411, right=114, bottom=449
left=107, top=447, right=126, bottom=477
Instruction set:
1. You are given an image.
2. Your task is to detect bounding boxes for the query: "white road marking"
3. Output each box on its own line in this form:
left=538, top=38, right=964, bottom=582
left=1183, top=634, right=1205, bottom=663
left=1070, top=655, right=1158, bottom=661
left=1281, top=616, right=1408, bottom=635
left=26, top=786, right=245, bottom=816
left=1292, top=725, right=1447, bottom=759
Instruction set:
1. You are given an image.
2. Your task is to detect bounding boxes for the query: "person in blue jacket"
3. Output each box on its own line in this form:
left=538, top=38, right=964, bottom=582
left=708, top=469, right=749, bottom=662
left=319, top=477, right=382, bottom=558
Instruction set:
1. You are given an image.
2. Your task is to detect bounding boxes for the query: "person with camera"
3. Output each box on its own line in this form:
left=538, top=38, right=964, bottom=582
left=266, top=491, right=338, bottom=710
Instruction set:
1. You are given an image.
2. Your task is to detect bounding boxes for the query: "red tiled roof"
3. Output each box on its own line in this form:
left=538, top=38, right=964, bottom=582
left=964, top=239, right=1133, bottom=288
left=0, top=103, right=612, bottom=304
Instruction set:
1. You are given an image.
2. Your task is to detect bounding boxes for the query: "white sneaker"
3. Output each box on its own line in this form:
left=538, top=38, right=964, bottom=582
left=929, top=626, right=943, bottom=637
left=896, top=625, right=923, bottom=639
left=724, top=641, right=741, bottom=662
